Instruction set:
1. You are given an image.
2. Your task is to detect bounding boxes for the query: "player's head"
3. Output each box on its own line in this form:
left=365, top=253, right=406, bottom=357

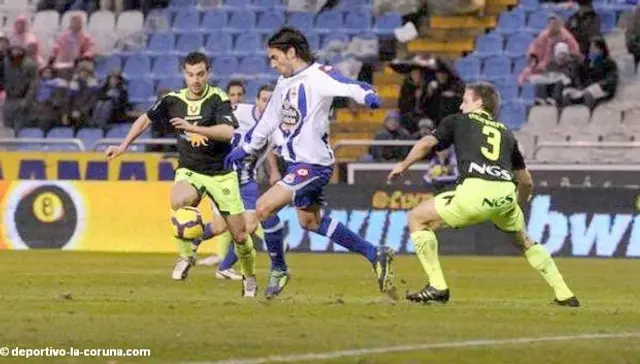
left=256, top=84, right=274, bottom=113
left=267, top=27, right=314, bottom=77
left=226, top=80, right=245, bottom=106
left=182, top=52, right=210, bottom=95
left=461, top=82, right=501, bottom=116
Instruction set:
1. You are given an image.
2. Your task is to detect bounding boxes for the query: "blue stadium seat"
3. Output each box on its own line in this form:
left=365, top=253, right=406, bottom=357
left=147, top=33, right=175, bottom=55
left=226, top=11, right=256, bottom=33
left=18, top=127, right=44, bottom=138
left=322, top=33, right=349, bottom=49
left=123, top=54, right=150, bottom=79
left=343, top=10, right=372, bottom=34
left=512, top=56, right=528, bottom=75
left=473, top=33, right=503, bottom=58
left=106, top=124, right=130, bottom=138
left=527, top=9, right=552, bottom=32
left=223, top=0, right=250, bottom=9
left=600, top=10, right=617, bottom=33
left=494, top=80, right=518, bottom=105
left=287, top=12, right=314, bottom=31
left=47, top=127, right=74, bottom=139
left=518, top=0, right=539, bottom=11
left=499, top=103, right=526, bottom=130
left=173, top=9, right=200, bottom=31
left=315, top=10, right=344, bottom=34
left=504, top=33, right=533, bottom=58
left=176, top=33, right=204, bottom=56
left=483, top=56, right=512, bottom=81
left=306, top=32, right=320, bottom=51
left=152, top=55, right=179, bottom=79
left=607, top=0, right=635, bottom=12
left=237, top=56, right=267, bottom=76
left=157, top=77, right=184, bottom=92
left=129, top=79, right=155, bottom=103
left=245, top=80, right=260, bottom=100
left=495, top=10, right=525, bottom=35
left=169, top=0, right=196, bottom=9
left=256, top=10, right=286, bottom=33
left=213, top=55, right=239, bottom=75
left=454, top=56, right=481, bottom=81
left=205, top=32, right=233, bottom=56
left=519, top=82, right=536, bottom=105
left=251, top=0, right=285, bottom=10
left=234, top=33, right=263, bottom=56
left=96, top=54, right=122, bottom=79
left=336, top=0, right=370, bottom=10
left=557, top=7, right=577, bottom=22
left=76, top=128, right=104, bottom=151
left=202, top=11, right=228, bottom=31
left=373, top=13, right=401, bottom=35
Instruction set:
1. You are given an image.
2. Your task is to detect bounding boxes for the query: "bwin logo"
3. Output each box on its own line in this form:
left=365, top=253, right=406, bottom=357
left=468, top=162, right=512, bottom=181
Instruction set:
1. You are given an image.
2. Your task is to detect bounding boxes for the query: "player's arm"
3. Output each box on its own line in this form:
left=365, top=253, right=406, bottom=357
left=317, top=67, right=380, bottom=108
left=106, top=98, right=160, bottom=160
left=512, top=141, right=533, bottom=205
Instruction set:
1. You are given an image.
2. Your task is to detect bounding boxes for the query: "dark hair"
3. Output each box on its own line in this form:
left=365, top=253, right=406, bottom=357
left=466, top=82, right=501, bottom=117
left=590, top=36, right=610, bottom=58
left=226, top=79, right=245, bottom=94
left=257, top=83, right=275, bottom=98
left=267, top=26, right=315, bottom=63
left=183, top=51, right=210, bottom=70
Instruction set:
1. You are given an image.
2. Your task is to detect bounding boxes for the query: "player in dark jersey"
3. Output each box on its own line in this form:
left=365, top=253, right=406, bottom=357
left=105, top=52, right=258, bottom=297
left=388, top=82, right=579, bottom=307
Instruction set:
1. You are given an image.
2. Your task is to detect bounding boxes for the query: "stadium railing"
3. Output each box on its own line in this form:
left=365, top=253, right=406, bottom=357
left=0, top=138, right=86, bottom=151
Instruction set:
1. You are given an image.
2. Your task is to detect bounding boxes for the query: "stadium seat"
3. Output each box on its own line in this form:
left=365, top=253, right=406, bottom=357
left=204, top=32, right=233, bottom=55
left=32, top=10, right=60, bottom=34
left=88, top=10, right=116, bottom=33
left=600, top=10, right=617, bottom=33
left=61, top=10, right=87, bottom=30
left=519, top=83, right=536, bottom=105
left=245, top=80, right=261, bottom=100
left=495, top=10, right=526, bottom=35
left=483, top=56, right=511, bottom=81
left=96, top=54, right=122, bottom=78
left=335, top=0, right=370, bottom=9
left=176, top=33, right=204, bottom=56
left=226, top=11, right=257, bottom=33
left=223, top=0, right=251, bottom=10
left=373, top=13, right=402, bottom=35
left=251, top=0, right=285, bottom=10
left=237, top=56, right=267, bottom=77
left=213, top=55, right=239, bottom=75
left=592, top=104, right=622, bottom=125
left=169, top=0, right=197, bottom=9
left=473, top=33, right=503, bottom=58
left=315, top=10, right=344, bottom=34
left=17, top=127, right=44, bottom=138
left=106, top=124, right=130, bottom=138
left=147, top=33, right=175, bottom=55
left=202, top=11, right=228, bottom=31
left=76, top=128, right=104, bottom=151
left=343, top=10, right=372, bottom=34
left=173, top=9, right=200, bottom=31
left=117, top=10, right=144, bottom=35
left=157, top=77, right=184, bottom=92
left=256, top=10, right=286, bottom=33
left=518, top=0, right=540, bottom=11
left=128, top=79, right=155, bottom=103
left=525, top=105, right=558, bottom=132
left=47, top=127, right=74, bottom=139
left=152, top=55, right=180, bottom=79
left=559, top=105, right=591, bottom=127
left=512, top=57, right=528, bottom=76
left=143, top=8, right=171, bottom=33
left=287, top=12, right=314, bottom=31
left=306, top=32, right=321, bottom=51
left=504, top=33, right=534, bottom=58
left=454, top=56, right=481, bottom=81
left=499, top=102, right=526, bottom=130
left=494, top=80, right=518, bottom=105
left=321, top=33, right=349, bottom=49
left=123, top=54, right=151, bottom=79
left=527, top=9, right=552, bottom=32
left=234, top=33, right=263, bottom=56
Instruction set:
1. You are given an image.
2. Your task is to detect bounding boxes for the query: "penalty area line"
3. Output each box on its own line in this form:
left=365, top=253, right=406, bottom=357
left=186, top=332, right=640, bottom=364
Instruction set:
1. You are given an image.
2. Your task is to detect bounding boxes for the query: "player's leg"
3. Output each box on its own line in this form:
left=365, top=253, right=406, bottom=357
left=262, top=213, right=289, bottom=299
left=195, top=203, right=232, bottom=268
left=170, top=169, right=203, bottom=281
left=493, top=203, right=579, bottom=307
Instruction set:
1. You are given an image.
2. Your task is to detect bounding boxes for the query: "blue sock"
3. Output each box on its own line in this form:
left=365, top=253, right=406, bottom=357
left=315, top=216, right=377, bottom=263
left=202, top=223, right=214, bottom=241
left=218, top=246, right=238, bottom=270
left=263, top=215, right=287, bottom=272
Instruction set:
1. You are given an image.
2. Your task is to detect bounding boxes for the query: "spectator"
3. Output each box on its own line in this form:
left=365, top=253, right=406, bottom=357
left=625, top=3, right=640, bottom=67
left=423, top=147, right=458, bottom=189
left=8, top=16, right=39, bottom=49
left=64, top=62, right=100, bottom=127
left=532, top=42, right=583, bottom=105
left=49, top=14, right=96, bottom=76
left=370, top=111, right=413, bottom=162
left=226, top=79, right=245, bottom=105
left=421, top=59, right=464, bottom=127
left=0, top=33, right=9, bottom=90
left=565, top=0, right=601, bottom=59
left=562, top=37, right=618, bottom=109
left=2, top=46, right=39, bottom=130
left=91, top=71, right=130, bottom=128
left=34, top=67, right=70, bottom=132
left=26, top=40, right=45, bottom=70
left=398, top=64, right=426, bottom=133
left=100, top=0, right=125, bottom=14
left=518, top=14, right=581, bottom=85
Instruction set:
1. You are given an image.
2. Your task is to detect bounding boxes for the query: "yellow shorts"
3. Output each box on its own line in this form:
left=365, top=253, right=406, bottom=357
left=174, top=168, right=244, bottom=216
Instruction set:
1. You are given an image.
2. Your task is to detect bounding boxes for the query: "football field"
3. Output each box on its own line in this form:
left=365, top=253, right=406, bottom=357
left=1, top=251, right=639, bottom=363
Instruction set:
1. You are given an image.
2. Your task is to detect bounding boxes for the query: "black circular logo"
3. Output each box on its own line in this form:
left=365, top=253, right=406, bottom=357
left=14, top=185, right=78, bottom=249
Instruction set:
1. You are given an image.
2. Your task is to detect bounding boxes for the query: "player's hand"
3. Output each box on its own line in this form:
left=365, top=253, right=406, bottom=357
left=387, top=162, right=407, bottom=182
left=269, top=171, right=282, bottom=186
left=223, top=147, right=249, bottom=170
left=105, top=145, right=126, bottom=161
left=171, top=118, right=196, bottom=132
left=364, top=93, right=381, bottom=109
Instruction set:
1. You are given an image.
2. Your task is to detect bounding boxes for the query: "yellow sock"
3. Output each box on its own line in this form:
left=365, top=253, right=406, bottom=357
left=234, top=235, right=256, bottom=277
left=213, top=231, right=233, bottom=257
left=175, top=237, right=193, bottom=258
left=411, top=230, right=448, bottom=290
left=255, top=224, right=265, bottom=241
left=525, top=244, right=574, bottom=300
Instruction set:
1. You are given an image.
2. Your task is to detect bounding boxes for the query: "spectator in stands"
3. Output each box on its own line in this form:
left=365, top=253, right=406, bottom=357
left=26, top=40, right=45, bottom=70
left=398, top=64, right=427, bottom=133
left=100, top=0, right=125, bottom=13
left=226, top=79, right=245, bottom=105
left=35, top=67, right=70, bottom=132
left=518, top=14, right=581, bottom=85
left=0, top=33, right=8, bottom=92
left=533, top=42, right=583, bottom=105
left=64, top=62, right=100, bottom=128
left=2, top=46, right=39, bottom=130
left=423, top=147, right=458, bottom=190
left=565, top=0, right=601, bottom=60
left=8, top=16, right=39, bottom=51
left=562, top=37, right=618, bottom=109
left=370, top=111, right=413, bottom=162
left=91, top=71, right=130, bottom=129
left=625, top=3, right=640, bottom=67
left=49, top=14, right=96, bottom=77
left=421, top=59, right=464, bottom=126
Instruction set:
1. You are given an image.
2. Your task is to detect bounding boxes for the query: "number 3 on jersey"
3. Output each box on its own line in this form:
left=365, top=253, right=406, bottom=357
left=481, top=125, right=501, bottom=161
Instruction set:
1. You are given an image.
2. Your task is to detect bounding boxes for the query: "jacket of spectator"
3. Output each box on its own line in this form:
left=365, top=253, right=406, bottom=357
left=8, top=15, right=38, bottom=49
left=370, top=111, right=413, bottom=162
left=566, top=4, right=602, bottom=58
left=35, top=67, right=70, bottom=131
left=26, top=40, right=45, bottom=70
left=625, top=4, right=640, bottom=65
left=398, top=66, right=427, bottom=132
left=50, top=14, right=96, bottom=70
left=93, top=72, right=129, bottom=127
left=582, top=37, right=618, bottom=97
left=0, top=33, right=9, bottom=92
left=546, top=42, right=584, bottom=86
left=66, top=64, right=100, bottom=125
left=518, top=15, right=581, bottom=85
left=3, top=46, right=38, bottom=102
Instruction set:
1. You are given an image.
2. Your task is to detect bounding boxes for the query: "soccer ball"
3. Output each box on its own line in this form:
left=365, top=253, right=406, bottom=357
left=171, top=207, right=205, bottom=240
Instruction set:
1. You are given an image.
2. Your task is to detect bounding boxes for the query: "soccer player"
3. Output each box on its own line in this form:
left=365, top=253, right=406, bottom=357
left=223, top=27, right=396, bottom=296
left=226, top=79, right=245, bottom=106
left=387, top=82, right=579, bottom=307
left=104, top=52, right=258, bottom=297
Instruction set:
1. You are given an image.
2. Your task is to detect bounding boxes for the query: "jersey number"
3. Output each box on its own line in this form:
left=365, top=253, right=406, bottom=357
left=480, top=126, right=501, bottom=161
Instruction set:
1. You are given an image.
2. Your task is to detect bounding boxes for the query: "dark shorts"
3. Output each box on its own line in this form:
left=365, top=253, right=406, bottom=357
left=277, top=163, right=334, bottom=208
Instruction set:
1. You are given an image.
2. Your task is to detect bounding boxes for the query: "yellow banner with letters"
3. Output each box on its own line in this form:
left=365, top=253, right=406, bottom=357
left=0, top=180, right=219, bottom=253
